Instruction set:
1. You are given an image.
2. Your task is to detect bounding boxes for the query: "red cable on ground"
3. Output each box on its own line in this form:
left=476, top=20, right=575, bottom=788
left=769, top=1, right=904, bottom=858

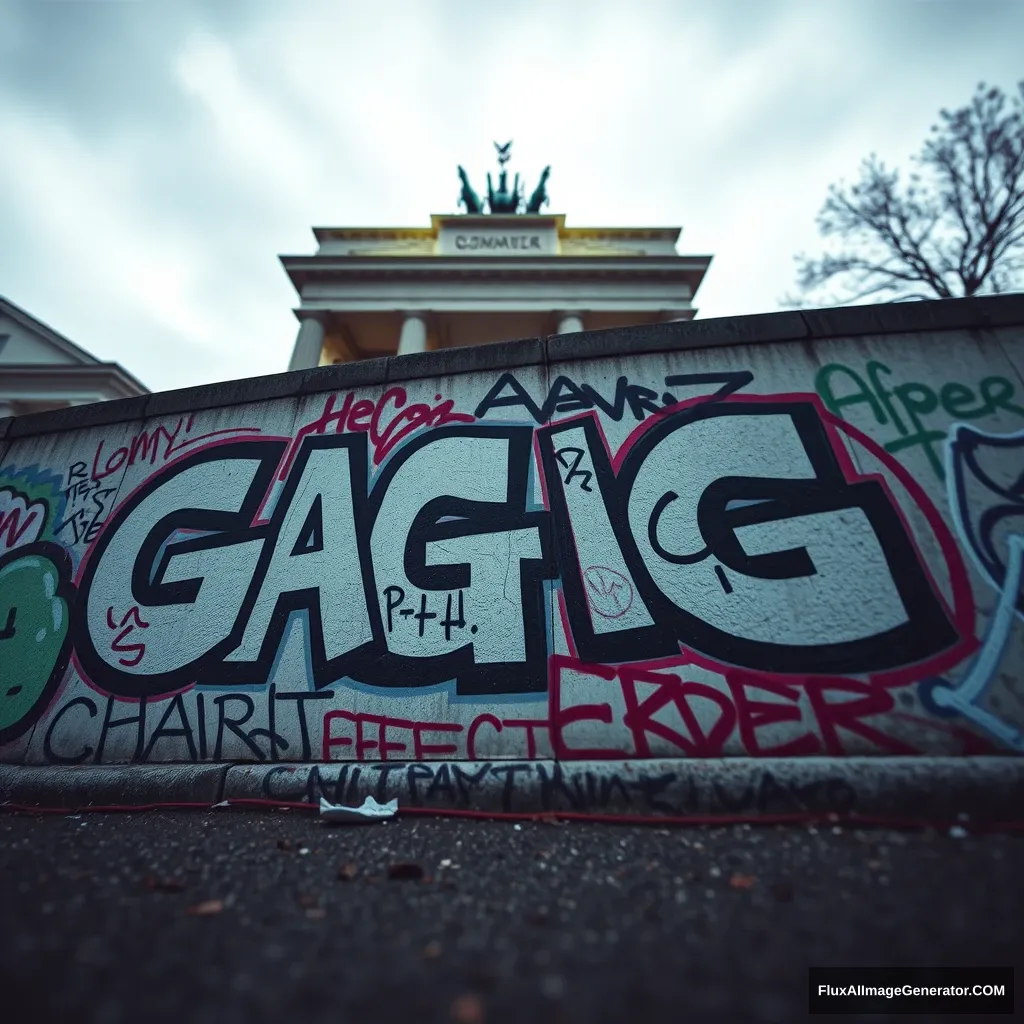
left=1, top=797, right=1023, bottom=832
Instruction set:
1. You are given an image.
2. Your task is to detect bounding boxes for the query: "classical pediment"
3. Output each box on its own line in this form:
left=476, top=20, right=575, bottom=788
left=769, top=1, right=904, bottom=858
left=0, top=296, right=101, bottom=367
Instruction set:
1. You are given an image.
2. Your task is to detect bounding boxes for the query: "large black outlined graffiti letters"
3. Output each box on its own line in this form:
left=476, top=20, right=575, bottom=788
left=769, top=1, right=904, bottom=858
left=538, top=401, right=958, bottom=672
left=73, top=441, right=287, bottom=697
left=354, top=425, right=554, bottom=695
left=73, top=429, right=554, bottom=699
left=70, top=393, right=962, bottom=702
left=218, top=435, right=376, bottom=686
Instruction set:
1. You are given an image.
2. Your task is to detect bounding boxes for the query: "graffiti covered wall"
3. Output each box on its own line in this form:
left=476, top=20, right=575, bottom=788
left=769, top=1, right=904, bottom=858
left=2, top=314, right=1023, bottom=767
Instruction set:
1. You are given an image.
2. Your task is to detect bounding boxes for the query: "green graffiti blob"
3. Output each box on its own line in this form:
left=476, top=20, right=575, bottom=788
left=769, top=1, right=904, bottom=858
left=0, top=465, right=65, bottom=544
left=0, top=543, right=76, bottom=744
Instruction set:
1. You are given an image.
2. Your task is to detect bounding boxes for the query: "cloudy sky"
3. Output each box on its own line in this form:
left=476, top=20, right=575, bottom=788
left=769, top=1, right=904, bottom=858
left=1, top=0, right=1022, bottom=392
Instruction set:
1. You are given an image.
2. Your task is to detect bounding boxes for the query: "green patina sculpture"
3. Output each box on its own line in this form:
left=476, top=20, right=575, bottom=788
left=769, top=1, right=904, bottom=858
left=456, top=165, right=483, bottom=214
left=487, top=167, right=521, bottom=214
left=457, top=142, right=550, bottom=216
left=526, top=165, right=550, bottom=214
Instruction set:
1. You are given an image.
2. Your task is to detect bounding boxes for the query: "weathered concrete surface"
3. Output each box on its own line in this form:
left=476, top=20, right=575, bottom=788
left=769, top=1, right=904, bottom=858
left=3, top=757, right=1023, bottom=822
left=2, top=296, right=1024, bottom=803
left=2, top=809, right=1021, bottom=1024
left=227, top=756, right=1024, bottom=821
left=0, top=763, right=225, bottom=807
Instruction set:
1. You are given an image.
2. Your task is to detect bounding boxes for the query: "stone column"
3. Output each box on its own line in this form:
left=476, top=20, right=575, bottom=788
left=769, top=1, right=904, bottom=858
left=397, top=313, right=428, bottom=355
left=287, top=313, right=327, bottom=372
left=556, top=312, right=584, bottom=335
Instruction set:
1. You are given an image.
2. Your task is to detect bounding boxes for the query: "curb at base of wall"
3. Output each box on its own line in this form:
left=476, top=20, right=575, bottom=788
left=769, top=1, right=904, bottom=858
left=2, top=758, right=1023, bottom=822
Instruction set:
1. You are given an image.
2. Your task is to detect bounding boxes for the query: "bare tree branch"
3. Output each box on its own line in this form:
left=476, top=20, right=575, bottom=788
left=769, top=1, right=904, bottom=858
left=787, top=80, right=1024, bottom=307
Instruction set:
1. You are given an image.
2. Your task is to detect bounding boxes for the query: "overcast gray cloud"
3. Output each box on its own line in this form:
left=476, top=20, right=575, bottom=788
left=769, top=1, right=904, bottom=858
left=1, top=0, right=1022, bottom=391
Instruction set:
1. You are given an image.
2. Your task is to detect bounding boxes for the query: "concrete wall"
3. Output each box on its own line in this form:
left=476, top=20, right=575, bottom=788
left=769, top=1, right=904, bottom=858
left=2, top=297, right=1023, bottom=769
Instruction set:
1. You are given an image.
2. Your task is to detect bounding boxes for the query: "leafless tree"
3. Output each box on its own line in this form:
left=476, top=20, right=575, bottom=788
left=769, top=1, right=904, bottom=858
left=788, top=80, right=1024, bottom=306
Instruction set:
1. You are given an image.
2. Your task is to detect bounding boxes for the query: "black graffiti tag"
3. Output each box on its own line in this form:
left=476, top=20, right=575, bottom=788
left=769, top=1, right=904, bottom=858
left=555, top=447, right=593, bottom=493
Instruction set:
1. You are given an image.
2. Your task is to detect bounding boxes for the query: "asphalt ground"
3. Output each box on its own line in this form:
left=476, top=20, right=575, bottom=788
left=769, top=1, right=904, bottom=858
left=0, top=809, right=1020, bottom=1024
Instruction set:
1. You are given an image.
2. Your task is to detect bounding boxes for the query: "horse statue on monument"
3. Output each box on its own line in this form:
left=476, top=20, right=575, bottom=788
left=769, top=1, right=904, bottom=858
left=455, top=144, right=551, bottom=216
left=457, top=165, right=483, bottom=214
left=526, top=165, right=551, bottom=213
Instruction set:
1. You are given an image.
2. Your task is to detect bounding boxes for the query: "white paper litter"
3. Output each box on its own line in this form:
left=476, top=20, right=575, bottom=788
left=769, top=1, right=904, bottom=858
left=319, top=796, right=398, bottom=823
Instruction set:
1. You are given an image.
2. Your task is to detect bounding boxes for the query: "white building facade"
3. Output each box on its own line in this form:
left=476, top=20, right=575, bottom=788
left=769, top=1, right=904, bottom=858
left=0, top=297, right=148, bottom=417
left=282, top=167, right=711, bottom=370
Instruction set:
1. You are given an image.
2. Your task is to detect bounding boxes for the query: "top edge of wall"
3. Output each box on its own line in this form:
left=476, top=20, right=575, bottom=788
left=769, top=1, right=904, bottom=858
left=3, top=294, right=1022, bottom=443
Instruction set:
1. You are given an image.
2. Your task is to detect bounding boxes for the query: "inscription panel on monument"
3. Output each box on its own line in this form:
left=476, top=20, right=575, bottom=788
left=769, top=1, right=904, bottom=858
left=438, top=222, right=558, bottom=257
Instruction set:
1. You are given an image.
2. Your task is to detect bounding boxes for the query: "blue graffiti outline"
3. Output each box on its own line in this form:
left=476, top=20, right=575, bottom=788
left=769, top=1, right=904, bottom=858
left=918, top=423, right=1024, bottom=750
left=0, top=463, right=68, bottom=543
